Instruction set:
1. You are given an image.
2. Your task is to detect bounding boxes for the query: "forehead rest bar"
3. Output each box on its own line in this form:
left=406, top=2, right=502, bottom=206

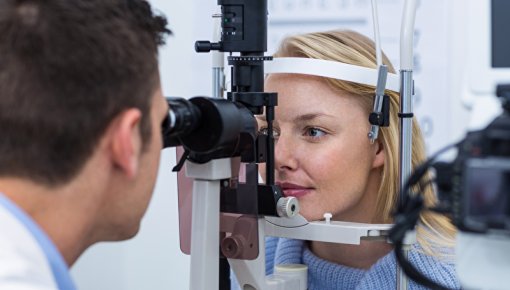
left=265, top=57, right=400, bottom=93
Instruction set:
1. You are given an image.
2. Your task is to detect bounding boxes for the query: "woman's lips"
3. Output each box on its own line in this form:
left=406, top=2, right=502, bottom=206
left=282, top=188, right=312, bottom=198
left=277, top=182, right=313, bottom=198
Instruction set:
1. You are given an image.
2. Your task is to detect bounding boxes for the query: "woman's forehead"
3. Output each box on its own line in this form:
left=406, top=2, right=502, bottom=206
left=265, top=74, right=359, bottom=102
left=266, top=75, right=359, bottom=109
left=265, top=73, right=325, bottom=90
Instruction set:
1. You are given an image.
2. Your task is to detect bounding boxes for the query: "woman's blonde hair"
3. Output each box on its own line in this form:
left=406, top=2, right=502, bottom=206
left=274, top=30, right=456, bottom=255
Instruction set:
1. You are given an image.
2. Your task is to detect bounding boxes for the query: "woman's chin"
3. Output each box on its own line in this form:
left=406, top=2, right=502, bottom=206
left=299, top=210, right=326, bottom=222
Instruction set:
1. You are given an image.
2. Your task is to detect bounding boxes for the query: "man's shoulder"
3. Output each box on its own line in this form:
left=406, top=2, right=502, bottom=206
left=0, top=205, right=58, bottom=289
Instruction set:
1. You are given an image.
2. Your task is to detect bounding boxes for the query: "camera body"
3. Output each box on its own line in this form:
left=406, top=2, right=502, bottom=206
left=436, top=84, right=510, bottom=235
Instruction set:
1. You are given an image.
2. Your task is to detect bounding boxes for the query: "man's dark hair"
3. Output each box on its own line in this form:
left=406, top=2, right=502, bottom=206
left=0, top=0, right=171, bottom=186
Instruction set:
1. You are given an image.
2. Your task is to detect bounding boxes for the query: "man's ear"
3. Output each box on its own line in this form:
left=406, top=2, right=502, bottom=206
left=109, top=109, right=143, bottom=179
left=372, top=139, right=385, bottom=169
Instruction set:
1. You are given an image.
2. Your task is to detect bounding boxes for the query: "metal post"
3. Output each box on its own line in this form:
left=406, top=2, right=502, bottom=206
left=397, top=244, right=411, bottom=290
left=399, top=70, right=414, bottom=200
left=397, top=70, right=414, bottom=290
left=397, top=0, right=418, bottom=288
left=212, top=67, right=224, bottom=98
left=187, top=159, right=232, bottom=290
left=212, top=11, right=224, bottom=99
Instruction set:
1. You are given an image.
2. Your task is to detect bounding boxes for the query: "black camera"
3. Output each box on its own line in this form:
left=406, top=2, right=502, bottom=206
left=435, top=84, right=510, bottom=234
left=389, top=84, right=510, bottom=290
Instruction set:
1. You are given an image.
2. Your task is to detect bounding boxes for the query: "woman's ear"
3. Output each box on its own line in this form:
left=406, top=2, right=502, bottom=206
left=372, top=139, right=385, bottom=169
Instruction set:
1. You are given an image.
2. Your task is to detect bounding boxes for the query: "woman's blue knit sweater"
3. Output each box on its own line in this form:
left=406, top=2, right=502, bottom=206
left=232, top=237, right=460, bottom=290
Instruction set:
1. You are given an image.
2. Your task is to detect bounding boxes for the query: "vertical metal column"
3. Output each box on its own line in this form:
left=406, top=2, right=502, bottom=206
left=398, top=0, right=418, bottom=288
left=396, top=243, right=411, bottom=290
left=212, top=13, right=224, bottom=99
left=187, top=159, right=232, bottom=290
left=399, top=71, right=414, bottom=199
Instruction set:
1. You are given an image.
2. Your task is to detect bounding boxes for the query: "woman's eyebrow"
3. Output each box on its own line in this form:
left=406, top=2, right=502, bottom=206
left=256, top=112, right=336, bottom=123
left=293, top=113, right=336, bottom=123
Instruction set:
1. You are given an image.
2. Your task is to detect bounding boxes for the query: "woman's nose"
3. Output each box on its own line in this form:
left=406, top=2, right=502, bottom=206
left=274, top=134, right=298, bottom=172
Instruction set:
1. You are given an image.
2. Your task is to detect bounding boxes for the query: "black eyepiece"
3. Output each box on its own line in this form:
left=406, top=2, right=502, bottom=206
left=162, top=97, right=201, bottom=148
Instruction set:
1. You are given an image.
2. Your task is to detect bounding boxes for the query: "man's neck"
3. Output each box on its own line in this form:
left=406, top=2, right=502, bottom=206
left=0, top=178, right=100, bottom=266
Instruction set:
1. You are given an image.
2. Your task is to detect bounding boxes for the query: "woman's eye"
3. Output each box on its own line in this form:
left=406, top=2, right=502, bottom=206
left=304, top=127, right=327, bottom=139
left=258, top=127, right=280, bottom=137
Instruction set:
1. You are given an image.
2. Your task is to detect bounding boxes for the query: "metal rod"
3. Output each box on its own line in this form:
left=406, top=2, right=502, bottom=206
left=397, top=0, right=418, bottom=288
left=212, top=9, right=224, bottom=99
left=397, top=244, right=411, bottom=290
left=399, top=70, right=414, bottom=201
left=212, top=68, right=224, bottom=98
left=266, top=105, right=275, bottom=185
left=397, top=70, right=414, bottom=290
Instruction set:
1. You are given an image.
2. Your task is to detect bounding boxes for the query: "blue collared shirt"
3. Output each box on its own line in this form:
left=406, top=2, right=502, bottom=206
left=0, top=193, right=77, bottom=290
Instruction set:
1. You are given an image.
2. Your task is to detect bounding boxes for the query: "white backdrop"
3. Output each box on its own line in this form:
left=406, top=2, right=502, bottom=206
left=71, top=0, right=476, bottom=289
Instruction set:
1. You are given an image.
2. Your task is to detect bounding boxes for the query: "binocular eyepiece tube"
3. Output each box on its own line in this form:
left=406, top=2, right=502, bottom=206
left=162, top=97, right=202, bottom=149
left=161, top=96, right=258, bottom=161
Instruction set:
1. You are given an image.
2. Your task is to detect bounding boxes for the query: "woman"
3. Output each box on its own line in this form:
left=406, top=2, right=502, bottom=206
left=233, top=30, right=460, bottom=290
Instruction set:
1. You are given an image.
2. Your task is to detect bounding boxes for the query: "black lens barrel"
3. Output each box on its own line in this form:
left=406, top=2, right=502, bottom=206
left=162, top=97, right=256, bottom=159
left=162, top=97, right=201, bottom=148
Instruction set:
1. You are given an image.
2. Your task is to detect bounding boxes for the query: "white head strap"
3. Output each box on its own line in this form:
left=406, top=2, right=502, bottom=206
left=265, top=57, right=400, bottom=93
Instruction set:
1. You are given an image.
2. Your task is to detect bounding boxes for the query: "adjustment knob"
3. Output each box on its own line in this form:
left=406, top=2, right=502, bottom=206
left=276, top=197, right=300, bottom=218
left=195, top=41, right=221, bottom=53
left=221, top=235, right=245, bottom=259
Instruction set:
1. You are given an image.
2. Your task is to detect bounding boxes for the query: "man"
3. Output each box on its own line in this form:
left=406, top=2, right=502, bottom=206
left=0, top=0, right=171, bottom=289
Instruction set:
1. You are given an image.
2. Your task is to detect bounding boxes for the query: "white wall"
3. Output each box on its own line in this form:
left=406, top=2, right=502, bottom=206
left=71, top=0, right=483, bottom=289
left=71, top=1, right=216, bottom=289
